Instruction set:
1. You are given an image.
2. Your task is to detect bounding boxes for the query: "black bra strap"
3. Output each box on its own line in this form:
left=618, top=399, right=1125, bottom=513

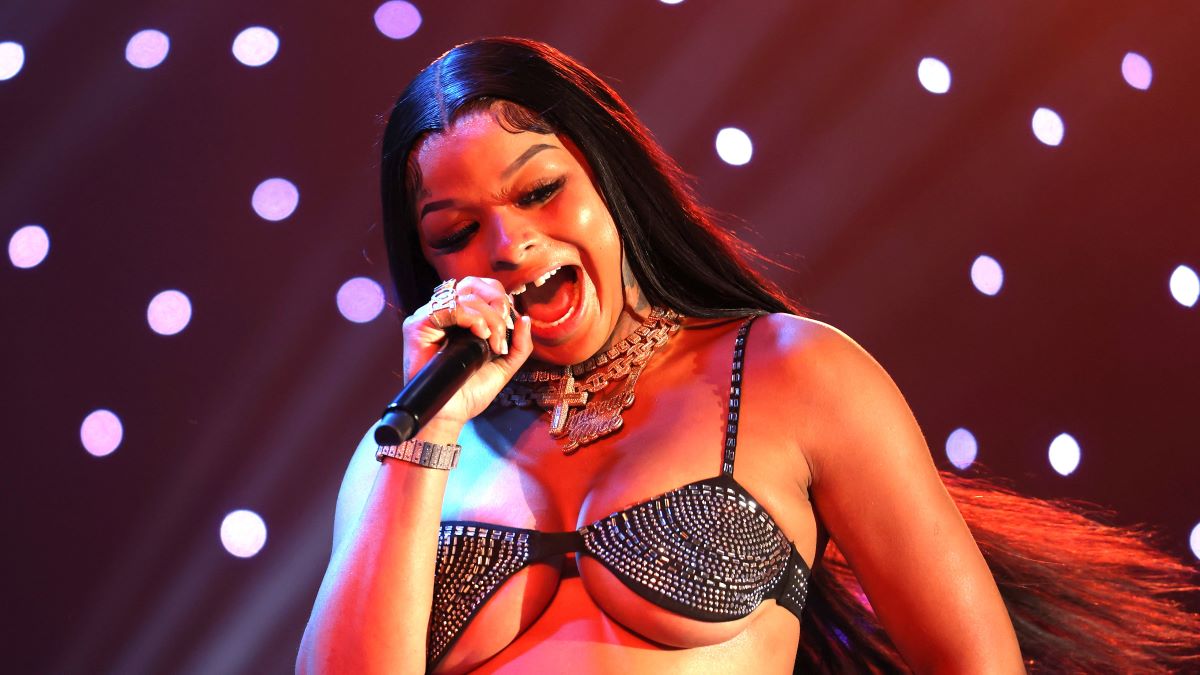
left=721, top=315, right=758, bottom=477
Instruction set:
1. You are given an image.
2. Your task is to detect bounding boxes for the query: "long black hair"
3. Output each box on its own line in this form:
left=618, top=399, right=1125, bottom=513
left=378, top=37, right=1200, bottom=673
left=379, top=36, right=797, bottom=318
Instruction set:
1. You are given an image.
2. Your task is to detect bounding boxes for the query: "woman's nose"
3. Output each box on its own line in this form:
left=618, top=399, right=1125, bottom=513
left=487, top=214, right=538, bottom=271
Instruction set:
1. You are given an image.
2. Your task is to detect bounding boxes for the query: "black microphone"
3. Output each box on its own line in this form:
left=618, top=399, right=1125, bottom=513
left=373, top=328, right=495, bottom=446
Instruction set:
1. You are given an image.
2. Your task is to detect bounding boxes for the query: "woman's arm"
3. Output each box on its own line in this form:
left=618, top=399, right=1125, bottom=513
left=767, top=315, right=1024, bottom=674
left=297, top=278, right=531, bottom=674
left=296, top=419, right=462, bottom=674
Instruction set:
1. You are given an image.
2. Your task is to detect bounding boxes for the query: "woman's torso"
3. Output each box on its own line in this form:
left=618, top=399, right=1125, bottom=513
left=433, top=316, right=822, bottom=674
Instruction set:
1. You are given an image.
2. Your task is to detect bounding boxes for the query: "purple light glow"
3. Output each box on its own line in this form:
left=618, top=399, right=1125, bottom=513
left=9, top=224, right=49, bottom=269
left=220, top=510, right=268, bottom=558
left=1048, top=433, right=1081, bottom=476
left=232, top=26, right=279, bottom=67
left=374, top=1, right=422, bottom=40
left=917, top=57, right=951, bottom=94
left=1121, top=52, right=1152, bottom=91
left=1031, top=107, right=1064, bottom=146
left=81, top=409, right=123, bottom=457
left=945, top=428, right=978, bottom=470
left=970, top=254, right=1003, bottom=296
left=0, top=41, right=24, bottom=81
left=337, top=277, right=387, bottom=323
left=715, top=127, right=753, bottom=166
left=251, top=178, right=299, bottom=221
left=1169, top=265, right=1198, bottom=308
left=147, top=289, right=192, bottom=335
left=1190, top=523, right=1200, bottom=561
left=125, top=29, right=170, bottom=69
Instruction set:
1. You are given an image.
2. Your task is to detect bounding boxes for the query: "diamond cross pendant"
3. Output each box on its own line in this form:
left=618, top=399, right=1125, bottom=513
left=538, top=367, right=589, bottom=437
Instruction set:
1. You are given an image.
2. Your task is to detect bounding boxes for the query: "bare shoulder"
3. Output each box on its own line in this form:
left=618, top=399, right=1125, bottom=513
left=748, top=313, right=885, bottom=387
left=747, top=313, right=923, bottom=481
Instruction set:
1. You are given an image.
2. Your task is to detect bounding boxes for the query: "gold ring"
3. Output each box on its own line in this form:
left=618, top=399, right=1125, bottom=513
left=428, top=279, right=457, bottom=329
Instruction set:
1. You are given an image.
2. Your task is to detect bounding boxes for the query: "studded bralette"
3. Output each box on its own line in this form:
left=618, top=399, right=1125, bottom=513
left=426, top=316, right=817, bottom=670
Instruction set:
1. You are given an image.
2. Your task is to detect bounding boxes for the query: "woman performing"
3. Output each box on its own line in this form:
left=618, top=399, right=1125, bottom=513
left=299, top=37, right=1199, bottom=673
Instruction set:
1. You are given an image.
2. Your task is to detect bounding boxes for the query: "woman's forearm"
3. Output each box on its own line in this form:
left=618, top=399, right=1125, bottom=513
left=297, top=420, right=463, bottom=674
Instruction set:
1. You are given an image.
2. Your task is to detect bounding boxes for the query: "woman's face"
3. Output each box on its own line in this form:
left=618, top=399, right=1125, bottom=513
left=412, top=109, right=626, bottom=366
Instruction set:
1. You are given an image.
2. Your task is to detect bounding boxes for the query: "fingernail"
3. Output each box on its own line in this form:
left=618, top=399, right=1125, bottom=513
left=506, top=312, right=515, bottom=331
left=501, top=339, right=509, bottom=355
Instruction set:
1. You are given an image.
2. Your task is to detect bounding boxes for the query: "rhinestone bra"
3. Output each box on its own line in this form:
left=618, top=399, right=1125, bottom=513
left=427, top=316, right=814, bottom=669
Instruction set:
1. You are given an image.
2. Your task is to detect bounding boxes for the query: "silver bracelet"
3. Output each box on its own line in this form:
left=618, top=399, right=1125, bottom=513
left=376, top=439, right=461, bottom=470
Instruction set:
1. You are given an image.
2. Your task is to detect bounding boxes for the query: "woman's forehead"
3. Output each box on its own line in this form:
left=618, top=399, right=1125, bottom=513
left=413, top=115, right=566, bottom=194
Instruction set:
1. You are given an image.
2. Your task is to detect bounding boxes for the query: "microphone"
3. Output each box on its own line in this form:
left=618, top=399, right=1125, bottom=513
left=373, top=328, right=495, bottom=446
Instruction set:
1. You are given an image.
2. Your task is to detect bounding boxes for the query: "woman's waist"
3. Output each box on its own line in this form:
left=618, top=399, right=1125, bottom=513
left=459, top=576, right=799, bottom=675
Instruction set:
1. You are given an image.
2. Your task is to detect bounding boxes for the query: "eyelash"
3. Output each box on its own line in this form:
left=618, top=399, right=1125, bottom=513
left=430, top=176, right=567, bottom=252
left=516, top=176, right=566, bottom=207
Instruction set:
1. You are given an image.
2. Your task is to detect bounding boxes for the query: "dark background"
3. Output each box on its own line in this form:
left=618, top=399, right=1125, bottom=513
left=2, top=2, right=1197, bottom=672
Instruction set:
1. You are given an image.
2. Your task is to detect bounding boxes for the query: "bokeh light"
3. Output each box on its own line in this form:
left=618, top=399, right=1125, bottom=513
left=232, top=26, right=279, bottom=67
left=1190, top=522, right=1200, bottom=561
left=9, top=224, right=50, bottom=269
left=1169, top=265, right=1198, bottom=308
left=970, top=254, right=1003, bottom=296
left=945, top=428, right=978, bottom=470
left=1048, top=433, right=1081, bottom=476
left=251, top=177, right=299, bottom=221
left=0, top=41, right=24, bottom=81
left=660, top=0, right=686, bottom=4
left=337, top=277, right=387, bottom=323
left=917, top=57, right=951, bottom=94
left=125, top=29, right=170, bottom=69
left=220, top=510, right=268, bottom=558
left=1121, top=52, right=1152, bottom=91
left=147, top=289, right=193, bottom=335
left=81, top=409, right=123, bottom=457
left=715, top=127, right=753, bottom=166
left=374, top=1, right=422, bottom=39
left=1031, top=107, right=1064, bottom=146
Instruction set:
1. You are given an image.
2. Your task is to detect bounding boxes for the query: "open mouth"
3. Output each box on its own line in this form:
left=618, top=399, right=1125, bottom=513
left=514, top=265, right=580, bottom=328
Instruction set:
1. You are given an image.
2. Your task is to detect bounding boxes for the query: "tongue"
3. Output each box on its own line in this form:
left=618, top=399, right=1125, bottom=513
left=521, top=268, right=576, bottom=322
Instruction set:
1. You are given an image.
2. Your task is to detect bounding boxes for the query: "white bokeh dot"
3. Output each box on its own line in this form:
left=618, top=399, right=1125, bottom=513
left=125, top=29, right=170, bottom=69
left=1190, top=522, right=1200, bottom=561
left=971, top=254, right=1004, bottom=296
left=220, top=510, right=268, bottom=558
left=337, top=277, right=387, bottom=323
left=1031, top=107, right=1065, bottom=146
left=147, top=289, right=193, bottom=335
left=660, top=0, right=685, bottom=4
left=252, top=178, right=299, bottom=221
left=373, top=1, right=422, bottom=40
left=0, top=41, right=25, bottom=81
left=1121, top=52, right=1152, bottom=91
left=917, top=57, right=951, bottom=94
left=1169, top=265, right=1198, bottom=308
left=945, top=428, right=978, bottom=470
left=1048, top=433, right=1081, bottom=476
left=9, top=224, right=50, bottom=269
left=232, top=26, right=279, bottom=67
left=81, top=409, right=123, bottom=457
left=715, top=127, right=753, bottom=166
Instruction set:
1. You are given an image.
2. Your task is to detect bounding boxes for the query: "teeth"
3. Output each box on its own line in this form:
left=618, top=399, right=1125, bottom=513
left=533, top=266, right=560, bottom=288
left=511, top=283, right=527, bottom=296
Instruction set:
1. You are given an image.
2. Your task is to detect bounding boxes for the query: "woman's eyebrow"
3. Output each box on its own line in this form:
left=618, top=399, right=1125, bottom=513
left=501, top=143, right=560, bottom=180
left=420, top=144, right=562, bottom=220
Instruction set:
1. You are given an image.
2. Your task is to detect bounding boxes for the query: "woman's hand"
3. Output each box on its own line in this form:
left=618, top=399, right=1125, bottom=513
left=401, top=276, right=533, bottom=426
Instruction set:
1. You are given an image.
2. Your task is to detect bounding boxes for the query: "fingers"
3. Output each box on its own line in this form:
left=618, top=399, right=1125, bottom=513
left=455, top=295, right=509, bottom=355
left=445, top=278, right=514, bottom=356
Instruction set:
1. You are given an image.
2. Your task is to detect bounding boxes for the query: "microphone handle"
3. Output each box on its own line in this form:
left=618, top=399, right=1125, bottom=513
left=373, top=330, right=491, bottom=446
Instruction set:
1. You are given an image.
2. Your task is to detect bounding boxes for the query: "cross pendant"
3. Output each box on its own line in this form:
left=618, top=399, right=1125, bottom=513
left=538, top=367, right=589, bottom=437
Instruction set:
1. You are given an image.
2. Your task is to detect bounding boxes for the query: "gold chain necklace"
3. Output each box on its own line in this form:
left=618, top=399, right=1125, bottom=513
left=496, top=307, right=680, bottom=454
